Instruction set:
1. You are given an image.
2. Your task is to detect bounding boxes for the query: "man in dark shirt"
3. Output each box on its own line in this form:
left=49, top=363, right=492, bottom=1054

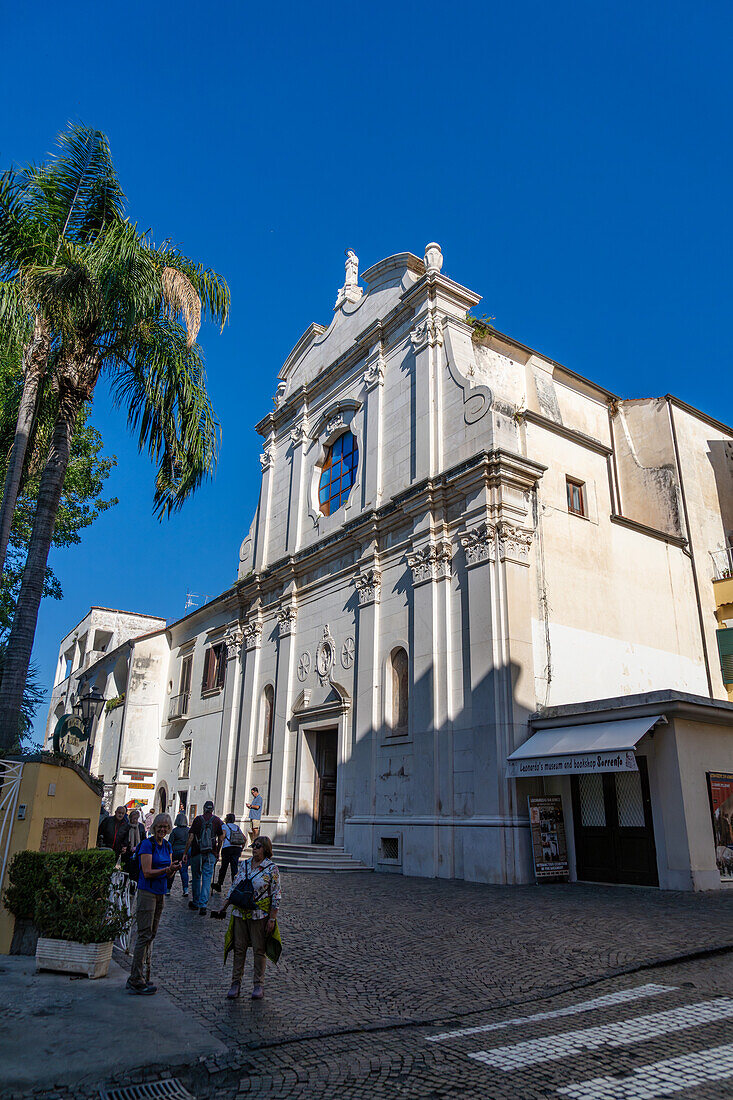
left=97, top=805, right=130, bottom=855
left=182, top=800, right=223, bottom=914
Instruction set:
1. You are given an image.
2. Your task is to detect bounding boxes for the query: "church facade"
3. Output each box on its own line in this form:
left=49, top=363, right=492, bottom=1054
left=53, top=245, right=733, bottom=889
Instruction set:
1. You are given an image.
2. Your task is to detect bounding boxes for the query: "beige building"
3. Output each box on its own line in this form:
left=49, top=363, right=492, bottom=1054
left=49, top=245, right=733, bottom=889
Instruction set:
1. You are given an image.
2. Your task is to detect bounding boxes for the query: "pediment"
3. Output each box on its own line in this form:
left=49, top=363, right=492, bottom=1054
left=276, top=252, right=426, bottom=399
left=292, top=680, right=351, bottom=721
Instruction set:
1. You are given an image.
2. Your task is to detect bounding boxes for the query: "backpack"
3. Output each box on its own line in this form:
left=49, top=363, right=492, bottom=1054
left=226, top=822, right=246, bottom=847
left=128, top=838, right=171, bottom=883
left=198, top=817, right=215, bottom=853
left=229, top=861, right=255, bottom=911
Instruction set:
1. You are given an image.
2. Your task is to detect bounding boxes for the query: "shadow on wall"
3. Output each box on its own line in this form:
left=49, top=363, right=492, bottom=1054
left=707, top=440, right=733, bottom=547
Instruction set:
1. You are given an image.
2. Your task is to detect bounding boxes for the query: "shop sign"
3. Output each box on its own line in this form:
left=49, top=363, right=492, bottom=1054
left=706, top=772, right=733, bottom=882
left=127, top=782, right=155, bottom=790
left=528, top=796, right=570, bottom=882
left=508, top=750, right=638, bottom=778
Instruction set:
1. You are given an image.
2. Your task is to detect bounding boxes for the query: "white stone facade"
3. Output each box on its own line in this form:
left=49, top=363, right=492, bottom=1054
left=48, top=247, right=733, bottom=888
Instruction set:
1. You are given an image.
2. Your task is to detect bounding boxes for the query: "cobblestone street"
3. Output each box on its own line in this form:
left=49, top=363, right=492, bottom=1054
left=20, top=872, right=733, bottom=1099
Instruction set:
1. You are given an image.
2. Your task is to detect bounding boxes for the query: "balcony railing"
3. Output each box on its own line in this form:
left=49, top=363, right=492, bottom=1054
left=711, top=546, right=733, bottom=581
left=168, top=691, right=190, bottom=721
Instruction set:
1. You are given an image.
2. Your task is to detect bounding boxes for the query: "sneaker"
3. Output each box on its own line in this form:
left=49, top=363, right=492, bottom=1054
left=182, top=891, right=188, bottom=897
left=126, top=978, right=155, bottom=996
left=188, top=901, right=197, bottom=910
left=226, top=981, right=241, bottom=999
left=144, top=983, right=158, bottom=994
left=251, top=985, right=264, bottom=1000
left=199, top=907, right=207, bottom=915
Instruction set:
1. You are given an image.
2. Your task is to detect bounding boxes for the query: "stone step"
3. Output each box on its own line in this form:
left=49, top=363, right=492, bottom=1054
left=271, top=842, right=371, bottom=873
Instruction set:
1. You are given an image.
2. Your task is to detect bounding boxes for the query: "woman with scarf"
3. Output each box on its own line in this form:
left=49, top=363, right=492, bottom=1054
left=212, top=834, right=281, bottom=1000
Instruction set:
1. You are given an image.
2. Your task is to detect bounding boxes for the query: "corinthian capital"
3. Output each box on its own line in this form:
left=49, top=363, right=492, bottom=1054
left=458, top=522, right=496, bottom=567
left=243, top=617, right=263, bottom=651
left=225, top=623, right=244, bottom=659
left=406, top=540, right=452, bottom=585
left=355, top=567, right=381, bottom=606
left=410, top=310, right=444, bottom=352
left=277, top=604, right=297, bottom=637
left=497, top=521, right=533, bottom=565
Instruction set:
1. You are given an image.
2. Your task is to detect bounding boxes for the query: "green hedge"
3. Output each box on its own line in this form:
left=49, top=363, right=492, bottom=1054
left=4, top=848, right=129, bottom=944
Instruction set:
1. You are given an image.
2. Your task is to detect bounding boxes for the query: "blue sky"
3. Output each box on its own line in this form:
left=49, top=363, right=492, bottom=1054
left=3, top=1, right=732, bottom=739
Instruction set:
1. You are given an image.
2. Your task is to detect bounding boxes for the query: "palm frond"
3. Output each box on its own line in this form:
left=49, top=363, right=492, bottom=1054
left=162, top=267, right=201, bottom=347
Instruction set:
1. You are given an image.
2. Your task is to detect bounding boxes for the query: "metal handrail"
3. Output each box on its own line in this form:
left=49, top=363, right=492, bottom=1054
left=711, top=546, right=733, bottom=581
left=168, top=691, right=190, bottom=721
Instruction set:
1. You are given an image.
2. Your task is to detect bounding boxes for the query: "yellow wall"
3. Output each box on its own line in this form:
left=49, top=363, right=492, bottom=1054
left=0, top=760, right=100, bottom=953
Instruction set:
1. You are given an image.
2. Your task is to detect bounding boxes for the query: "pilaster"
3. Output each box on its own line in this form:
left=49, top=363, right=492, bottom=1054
left=352, top=563, right=382, bottom=826
left=232, top=612, right=263, bottom=815
left=214, top=622, right=244, bottom=813
left=406, top=535, right=453, bottom=876
left=267, top=601, right=298, bottom=824
left=361, top=339, right=385, bottom=510
left=409, top=309, right=443, bottom=482
left=286, top=417, right=309, bottom=553
left=253, top=435, right=275, bottom=571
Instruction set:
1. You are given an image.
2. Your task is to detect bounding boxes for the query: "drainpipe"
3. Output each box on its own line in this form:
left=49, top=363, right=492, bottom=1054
left=111, top=645, right=132, bottom=803
left=666, top=396, right=714, bottom=698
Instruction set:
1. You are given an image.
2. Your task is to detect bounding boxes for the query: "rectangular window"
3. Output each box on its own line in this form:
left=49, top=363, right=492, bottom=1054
left=179, top=740, right=192, bottom=779
left=566, top=477, right=586, bottom=517
left=201, top=642, right=226, bottom=694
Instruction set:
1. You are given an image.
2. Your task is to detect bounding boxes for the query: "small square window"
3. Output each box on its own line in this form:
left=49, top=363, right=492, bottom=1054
left=566, top=477, right=586, bottom=517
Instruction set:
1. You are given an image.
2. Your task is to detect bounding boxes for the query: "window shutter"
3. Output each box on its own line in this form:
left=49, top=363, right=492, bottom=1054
left=216, top=643, right=226, bottom=688
left=717, top=628, right=733, bottom=685
left=202, top=648, right=213, bottom=692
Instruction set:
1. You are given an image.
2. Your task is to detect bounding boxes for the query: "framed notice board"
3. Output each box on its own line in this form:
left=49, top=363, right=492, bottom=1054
left=528, top=795, right=570, bottom=883
left=706, top=772, right=733, bottom=882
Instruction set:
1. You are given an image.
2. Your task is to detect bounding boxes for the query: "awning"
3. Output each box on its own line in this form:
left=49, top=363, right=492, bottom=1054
left=506, top=715, right=665, bottom=778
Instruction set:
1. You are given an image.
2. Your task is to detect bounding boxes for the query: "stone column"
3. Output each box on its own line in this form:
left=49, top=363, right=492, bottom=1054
left=266, top=602, right=297, bottom=829
left=361, top=341, right=385, bottom=511
left=352, top=564, right=382, bottom=827
left=214, top=621, right=244, bottom=814
left=406, top=536, right=453, bottom=876
left=409, top=311, right=442, bottom=483
left=253, top=437, right=275, bottom=571
left=232, top=614, right=263, bottom=816
left=496, top=519, right=536, bottom=883
left=286, top=419, right=309, bottom=554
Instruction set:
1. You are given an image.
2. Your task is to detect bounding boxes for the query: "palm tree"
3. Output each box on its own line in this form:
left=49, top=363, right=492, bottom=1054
left=0, top=215, right=229, bottom=751
left=0, top=125, right=124, bottom=581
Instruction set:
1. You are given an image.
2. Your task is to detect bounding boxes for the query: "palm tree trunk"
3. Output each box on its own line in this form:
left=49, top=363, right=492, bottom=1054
left=0, top=316, right=50, bottom=578
left=0, top=380, right=82, bottom=753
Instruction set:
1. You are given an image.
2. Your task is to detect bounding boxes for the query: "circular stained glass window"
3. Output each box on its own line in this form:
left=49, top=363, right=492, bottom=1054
left=318, top=432, right=358, bottom=516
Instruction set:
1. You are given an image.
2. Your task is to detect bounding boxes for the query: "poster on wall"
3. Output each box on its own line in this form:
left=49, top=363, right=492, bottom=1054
left=528, top=796, right=567, bottom=880
left=528, top=795, right=570, bottom=883
left=706, top=772, right=733, bottom=882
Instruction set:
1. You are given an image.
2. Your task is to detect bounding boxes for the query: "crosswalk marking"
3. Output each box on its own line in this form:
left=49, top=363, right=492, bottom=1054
left=468, top=998, right=733, bottom=1070
left=557, top=1042, right=733, bottom=1099
left=426, top=983, right=675, bottom=1042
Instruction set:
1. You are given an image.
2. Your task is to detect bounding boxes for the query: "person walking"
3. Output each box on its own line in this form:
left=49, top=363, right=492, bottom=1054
left=212, top=813, right=246, bottom=893
left=143, top=809, right=154, bottom=835
left=183, top=800, right=223, bottom=914
left=168, top=812, right=190, bottom=897
left=212, top=835, right=281, bottom=1001
left=97, top=805, right=130, bottom=857
left=127, top=813, right=180, bottom=996
left=245, top=788, right=263, bottom=845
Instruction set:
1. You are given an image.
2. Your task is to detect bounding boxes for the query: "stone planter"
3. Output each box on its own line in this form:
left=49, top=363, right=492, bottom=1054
left=35, top=937, right=113, bottom=979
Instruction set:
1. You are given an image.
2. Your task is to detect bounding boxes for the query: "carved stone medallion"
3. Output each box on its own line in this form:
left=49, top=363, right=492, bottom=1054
left=297, top=652, right=311, bottom=682
left=341, top=637, right=355, bottom=669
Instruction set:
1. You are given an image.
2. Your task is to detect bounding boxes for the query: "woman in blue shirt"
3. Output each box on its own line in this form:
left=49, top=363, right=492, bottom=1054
left=127, top=813, right=181, bottom=995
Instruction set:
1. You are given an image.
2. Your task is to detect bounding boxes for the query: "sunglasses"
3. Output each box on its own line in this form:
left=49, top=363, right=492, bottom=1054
left=252, top=842, right=263, bottom=849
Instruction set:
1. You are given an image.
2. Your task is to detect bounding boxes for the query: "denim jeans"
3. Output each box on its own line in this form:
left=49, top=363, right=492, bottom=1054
left=190, top=852, right=216, bottom=908
left=175, top=860, right=189, bottom=893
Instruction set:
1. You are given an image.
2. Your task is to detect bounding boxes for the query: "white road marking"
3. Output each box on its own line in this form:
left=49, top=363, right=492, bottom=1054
left=425, top=984, right=675, bottom=1042
left=468, top=998, right=733, bottom=1070
left=557, top=1042, right=733, bottom=1099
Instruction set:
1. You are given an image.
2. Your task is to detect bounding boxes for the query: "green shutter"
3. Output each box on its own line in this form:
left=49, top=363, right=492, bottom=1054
left=716, top=628, right=733, bottom=685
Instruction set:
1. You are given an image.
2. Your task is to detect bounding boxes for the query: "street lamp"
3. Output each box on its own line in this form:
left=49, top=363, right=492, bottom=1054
left=73, top=689, right=106, bottom=769
left=73, top=689, right=106, bottom=726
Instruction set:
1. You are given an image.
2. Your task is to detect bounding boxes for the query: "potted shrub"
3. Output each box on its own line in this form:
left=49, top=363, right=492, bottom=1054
left=6, top=849, right=130, bottom=978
